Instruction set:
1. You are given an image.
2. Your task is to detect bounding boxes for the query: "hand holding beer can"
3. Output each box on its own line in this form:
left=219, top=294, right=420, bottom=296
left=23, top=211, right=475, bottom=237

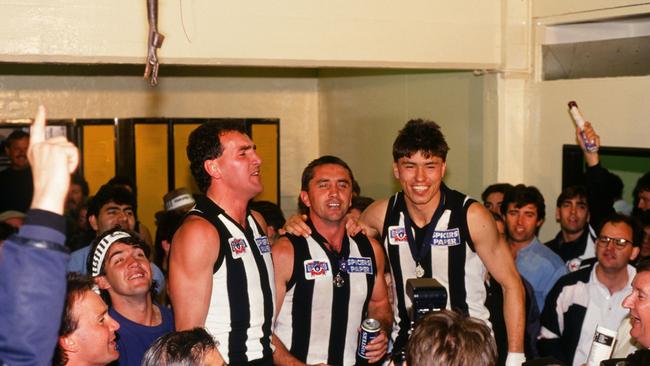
left=358, top=318, right=381, bottom=359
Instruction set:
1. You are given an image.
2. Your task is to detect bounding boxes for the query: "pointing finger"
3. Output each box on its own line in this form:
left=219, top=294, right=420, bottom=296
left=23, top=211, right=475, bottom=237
left=30, top=105, right=46, bottom=146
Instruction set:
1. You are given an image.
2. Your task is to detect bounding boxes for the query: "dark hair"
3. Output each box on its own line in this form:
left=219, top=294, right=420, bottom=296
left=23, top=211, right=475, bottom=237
left=5, top=129, right=29, bottom=146
left=500, top=184, right=546, bottom=221
left=53, top=273, right=96, bottom=366
left=71, top=174, right=90, bottom=197
left=249, top=200, right=286, bottom=231
left=481, top=183, right=514, bottom=203
left=86, top=184, right=136, bottom=222
left=154, top=210, right=186, bottom=271
left=392, top=119, right=449, bottom=162
left=406, top=309, right=496, bottom=366
left=636, top=257, right=650, bottom=273
left=600, top=213, right=643, bottom=248
left=351, top=196, right=375, bottom=213
left=633, top=172, right=650, bottom=216
left=107, top=175, right=137, bottom=197
left=141, top=327, right=218, bottom=366
left=490, top=211, right=504, bottom=225
left=300, top=155, right=355, bottom=192
left=0, top=222, right=17, bottom=242
left=87, top=227, right=155, bottom=305
left=187, top=121, right=248, bottom=193
left=556, top=185, right=588, bottom=208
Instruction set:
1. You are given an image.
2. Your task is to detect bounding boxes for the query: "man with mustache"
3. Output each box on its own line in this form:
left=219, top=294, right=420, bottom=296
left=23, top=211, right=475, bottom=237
left=0, top=129, right=32, bottom=213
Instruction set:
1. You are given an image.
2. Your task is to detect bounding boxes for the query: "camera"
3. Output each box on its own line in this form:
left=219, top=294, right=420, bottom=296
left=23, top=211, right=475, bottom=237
left=406, top=278, right=448, bottom=321
left=390, top=278, right=448, bottom=365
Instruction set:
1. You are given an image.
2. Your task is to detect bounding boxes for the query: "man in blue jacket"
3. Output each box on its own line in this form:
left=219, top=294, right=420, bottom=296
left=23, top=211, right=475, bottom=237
left=0, top=106, right=79, bottom=365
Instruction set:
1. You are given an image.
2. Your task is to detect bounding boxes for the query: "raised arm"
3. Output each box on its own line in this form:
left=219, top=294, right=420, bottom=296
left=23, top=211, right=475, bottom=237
left=468, top=202, right=525, bottom=362
left=0, top=106, right=79, bottom=365
left=169, top=216, right=219, bottom=330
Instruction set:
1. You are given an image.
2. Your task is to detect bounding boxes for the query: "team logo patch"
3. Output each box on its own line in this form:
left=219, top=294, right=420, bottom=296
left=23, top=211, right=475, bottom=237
left=431, top=228, right=461, bottom=246
left=255, top=236, right=271, bottom=254
left=567, top=258, right=582, bottom=272
left=228, top=237, right=248, bottom=258
left=341, top=257, right=373, bottom=274
left=304, top=259, right=331, bottom=280
left=388, top=226, right=408, bottom=245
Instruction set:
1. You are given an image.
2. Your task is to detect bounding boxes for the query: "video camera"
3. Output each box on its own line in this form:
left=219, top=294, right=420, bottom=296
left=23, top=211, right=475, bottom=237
left=391, top=278, right=448, bottom=364
left=406, top=278, right=448, bottom=321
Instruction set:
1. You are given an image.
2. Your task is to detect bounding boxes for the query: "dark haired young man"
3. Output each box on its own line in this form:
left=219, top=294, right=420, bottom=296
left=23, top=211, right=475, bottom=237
left=272, top=156, right=391, bottom=365
left=88, top=228, right=174, bottom=366
left=170, top=121, right=274, bottom=365
left=545, top=185, right=597, bottom=272
left=482, top=183, right=514, bottom=216
left=66, top=184, right=166, bottom=289
left=502, top=184, right=566, bottom=312
left=284, top=119, right=526, bottom=364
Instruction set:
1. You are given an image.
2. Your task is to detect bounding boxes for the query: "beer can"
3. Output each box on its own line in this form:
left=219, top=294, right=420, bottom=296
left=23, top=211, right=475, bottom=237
left=357, top=318, right=381, bottom=359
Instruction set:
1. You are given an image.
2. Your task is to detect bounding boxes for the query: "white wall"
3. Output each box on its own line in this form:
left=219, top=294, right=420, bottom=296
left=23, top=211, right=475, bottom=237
left=529, top=76, right=650, bottom=240
left=0, top=0, right=500, bottom=69
left=0, top=72, right=319, bottom=217
left=318, top=70, right=487, bottom=202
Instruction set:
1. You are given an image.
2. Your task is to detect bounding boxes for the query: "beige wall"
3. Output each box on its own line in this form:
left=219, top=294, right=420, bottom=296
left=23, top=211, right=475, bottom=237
left=318, top=70, right=488, bottom=202
left=529, top=75, right=650, bottom=240
left=0, top=72, right=319, bottom=218
left=533, top=0, right=650, bottom=18
left=1, top=1, right=500, bottom=69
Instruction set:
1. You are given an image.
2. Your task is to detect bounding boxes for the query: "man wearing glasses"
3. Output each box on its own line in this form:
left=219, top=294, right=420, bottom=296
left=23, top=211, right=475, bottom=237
left=537, top=213, right=641, bottom=366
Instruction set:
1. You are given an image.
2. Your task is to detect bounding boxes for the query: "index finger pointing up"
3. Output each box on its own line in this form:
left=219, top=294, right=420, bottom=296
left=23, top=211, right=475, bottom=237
left=30, top=105, right=46, bottom=146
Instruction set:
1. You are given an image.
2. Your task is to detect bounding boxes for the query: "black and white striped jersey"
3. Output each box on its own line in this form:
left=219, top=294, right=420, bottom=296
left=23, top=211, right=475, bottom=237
left=382, top=185, right=489, bottom=352
left=187, top=196, right=275, bottom=365
left=275, top=225, right=376, bottom=366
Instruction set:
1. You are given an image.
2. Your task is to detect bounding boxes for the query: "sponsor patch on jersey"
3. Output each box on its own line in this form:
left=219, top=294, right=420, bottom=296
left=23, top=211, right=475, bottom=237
left=567, top=258, right=582, bottom=272
left=431, top=228, right=461, bottom=247
left=304, top=259, right=331, bottom=280
left=341, top=257, right=373, bottom=274
left=255, top=236, right=271, bottom=254
left=229, top=237, right=248, bottom=258
left=388, top=226, right=408, bottom=245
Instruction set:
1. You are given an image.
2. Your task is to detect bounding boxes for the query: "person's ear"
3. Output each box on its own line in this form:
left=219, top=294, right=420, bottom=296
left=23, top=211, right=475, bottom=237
left=59, top=335, right=79, bottom=352
left=204, top=159, right=222, bottom=179
left=95, top=275, right=111, bottom=290
left=300, top=191, right=311, bottom=208
left=89, top=215, right=99, bottom=231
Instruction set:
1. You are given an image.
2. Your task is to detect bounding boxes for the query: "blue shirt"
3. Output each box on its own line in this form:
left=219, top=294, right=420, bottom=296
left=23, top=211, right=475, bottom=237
left=110, top=304, right=175, bottom=366
left=67, top=244, right=166, bottom=291
left=516, top=237, right=568, bottom=312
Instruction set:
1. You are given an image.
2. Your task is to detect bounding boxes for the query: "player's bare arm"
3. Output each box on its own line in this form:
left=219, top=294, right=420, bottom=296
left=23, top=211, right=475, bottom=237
left=363, top=237, right=392, bottom=363
left=271, top=237, right=318, bottom=366
left=468, top=202, right=525, bottom=353
left=169, top=215, right=219, bottom=330
left=357, top=199, right=389, bottom=239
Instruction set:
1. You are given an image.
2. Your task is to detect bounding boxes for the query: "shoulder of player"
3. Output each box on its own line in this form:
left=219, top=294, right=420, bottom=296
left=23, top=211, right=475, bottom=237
left=360, top=199, right=390, bottom=230
left=250, top=209, right=268, bottom=235
left=173, top=215, right=220, bottom=248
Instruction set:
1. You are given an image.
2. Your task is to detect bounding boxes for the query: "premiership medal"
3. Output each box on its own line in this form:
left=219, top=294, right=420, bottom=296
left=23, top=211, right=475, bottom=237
left=415, top=263, right=425, bottom=278
left=334, top=272, right=345, bottom=287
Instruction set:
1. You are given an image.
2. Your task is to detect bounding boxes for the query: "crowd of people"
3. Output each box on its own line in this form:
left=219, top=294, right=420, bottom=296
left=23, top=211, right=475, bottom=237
left=0, top=105, right=649, bottom=366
